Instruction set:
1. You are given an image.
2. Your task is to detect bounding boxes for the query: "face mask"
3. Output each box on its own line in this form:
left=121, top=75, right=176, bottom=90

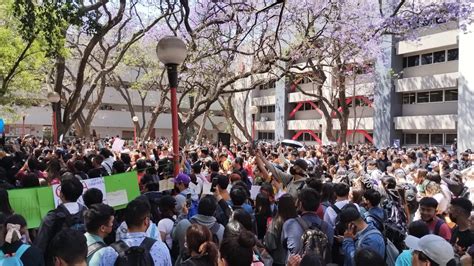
left=449, top=214, right=457, bottom=224
left=289, top=167, right=297, bottom=175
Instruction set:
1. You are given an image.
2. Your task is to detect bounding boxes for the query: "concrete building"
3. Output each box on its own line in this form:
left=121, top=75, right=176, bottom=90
left=251, top=22, right=472, bottom=148
left=5, top=87, right=226, bottom=141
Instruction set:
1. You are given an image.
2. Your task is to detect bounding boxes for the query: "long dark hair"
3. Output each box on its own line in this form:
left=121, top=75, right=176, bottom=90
left=186, top=224, right=219, bottom=266
left=0, top=188, right=14, bottom=216
left=255, top=193, right=272, bottom=218
left=274, top=194, right=297, bottom=229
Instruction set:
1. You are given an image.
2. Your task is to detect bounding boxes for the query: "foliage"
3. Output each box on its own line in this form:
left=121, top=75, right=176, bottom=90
left=0, top=0, right=48, bottom=114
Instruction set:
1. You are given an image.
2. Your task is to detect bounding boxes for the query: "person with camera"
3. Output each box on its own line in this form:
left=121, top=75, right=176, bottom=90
left=212, top=174, right=233, bottom=226
left=255, top=149, right=308, bottom=198
left=339, top=203, right=385, bottom=266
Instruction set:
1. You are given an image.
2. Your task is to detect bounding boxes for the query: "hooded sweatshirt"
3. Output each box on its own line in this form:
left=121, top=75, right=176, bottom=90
left=172, top=214, right=224, bottom=264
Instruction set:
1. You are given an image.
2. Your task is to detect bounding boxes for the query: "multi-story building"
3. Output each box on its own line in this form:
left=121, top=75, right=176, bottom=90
left=5, top=87, right=226, bottom=141
left=251, top=22, right=474, bottom=151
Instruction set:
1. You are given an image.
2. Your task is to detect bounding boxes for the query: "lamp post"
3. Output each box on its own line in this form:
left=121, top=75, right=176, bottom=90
left=21, top=112, right=26, bottom=138
left=47, top=92, right=61, bottom=144
left=156, top=36, right=187, bottom=177
left=132, top=116, right=139, bottom=146
left=249, top=106, right=259, bottom=142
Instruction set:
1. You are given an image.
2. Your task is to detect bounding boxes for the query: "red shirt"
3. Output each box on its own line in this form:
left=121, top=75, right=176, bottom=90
left=426, top=217, right=452, bottom=241
left=316, top=205, right=324, bottom=219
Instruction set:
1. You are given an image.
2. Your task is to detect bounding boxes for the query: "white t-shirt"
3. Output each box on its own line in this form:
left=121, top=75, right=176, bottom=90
left=157, top=218, right=175, bottom=248
left=116, top=221, right=160, bottom=241
left=433, top=193, right=449, bottom=214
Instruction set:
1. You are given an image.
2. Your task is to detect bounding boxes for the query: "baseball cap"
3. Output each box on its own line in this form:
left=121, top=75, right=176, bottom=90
left=172, top=173, right=191, bottom=184
left=291, top=159, right=308, bottom=171
left=405, top=235, right=454, bottom=265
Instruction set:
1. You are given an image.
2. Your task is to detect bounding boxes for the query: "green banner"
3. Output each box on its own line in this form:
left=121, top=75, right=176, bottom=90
left=7, top=171, right=140, bottom=229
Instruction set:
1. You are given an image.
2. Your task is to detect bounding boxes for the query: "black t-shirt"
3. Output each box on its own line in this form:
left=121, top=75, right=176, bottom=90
left=87, top=167, right=109, bottom=178
left=451, top=226, right=474, bottom=250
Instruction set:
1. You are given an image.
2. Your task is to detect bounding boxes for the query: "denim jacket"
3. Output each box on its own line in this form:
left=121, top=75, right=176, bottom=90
left=342, top=224, right=385, bottom=266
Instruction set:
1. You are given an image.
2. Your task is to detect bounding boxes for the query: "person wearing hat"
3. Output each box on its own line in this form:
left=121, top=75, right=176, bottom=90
left=173, top=173, right=199, bottom=218
left=255, top=149, right=309, bottom=198
left=405, top=234, right=456, bottom=266
left=459, top=152, right=472, bottom=171
left=340, top=203, right=385, bottom=266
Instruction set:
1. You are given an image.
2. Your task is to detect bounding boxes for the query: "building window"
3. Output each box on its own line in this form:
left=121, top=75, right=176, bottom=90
left=259, top=105, right=275, bottom=113
left=421, top=53, right=433, bottom=65
left=407, top=55, right=420, bottom=67
left=431, top=134, right=443, bottom=145
left=447, top=48, right=459, bottom=61
left=417, top=92, right=429, bottom=103
left=429, top=90, right=443, bottom=102
left=405, top=134, right=417, bottom=145
left=402, top=93, right=416, bottom=104
left=444, top=89, right=458, bottom=101
left=418, top=134, right=430, bottom=144
left=446, top=134, right=457, bottom=145
left=302, top=102, right=316, bottom=111
left=433, top=50, right=446, bottom=63
left=402, top=57, right=407, bottom=68
left=258, top=132, right=275, bottom=140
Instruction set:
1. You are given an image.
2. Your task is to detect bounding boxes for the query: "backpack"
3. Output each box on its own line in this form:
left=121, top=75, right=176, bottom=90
left=87, top=241, right=106, bottom=261
left=165, top=218, right=180, bottom=263
left=366, top=213, right=405, bottom=252
left=110, top=237, right=156, bottom=266
left=190, top=220, right=221, bottom=245
left=0, top=244, right=29, bottom=266
left=356, top=228, right=399, bottom=266
left=400, top=183, right=418, bottom=215
left=432, top=219, right=446, bottom=236
left=295, top=217, right=330, bottom=263
left=381, top=192, right=407, bottom=251
left=52, top=204, right=87, bottom=236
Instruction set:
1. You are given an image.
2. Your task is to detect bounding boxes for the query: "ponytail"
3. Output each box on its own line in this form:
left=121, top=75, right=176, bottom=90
left=198, top=241, right=219, bottom=266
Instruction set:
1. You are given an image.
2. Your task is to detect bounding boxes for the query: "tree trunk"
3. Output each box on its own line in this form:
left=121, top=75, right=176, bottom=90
left=196, top=110, right=209, bottom=142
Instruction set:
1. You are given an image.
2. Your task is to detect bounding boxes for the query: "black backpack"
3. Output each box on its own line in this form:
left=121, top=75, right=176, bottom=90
left=110, top=237, right=156, bottom=266
left=52, top=204, right=87, bottom=235
left=87, top=241, right=107, bottom=261
left=295, top=217, right=330, bottom=263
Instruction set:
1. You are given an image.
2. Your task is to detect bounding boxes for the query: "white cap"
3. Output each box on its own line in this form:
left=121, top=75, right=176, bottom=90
left=405, top=235, right=454, bottom=265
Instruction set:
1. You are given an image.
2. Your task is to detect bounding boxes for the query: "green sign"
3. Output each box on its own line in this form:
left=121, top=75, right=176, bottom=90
left=7, top=172, right=140, bottom=228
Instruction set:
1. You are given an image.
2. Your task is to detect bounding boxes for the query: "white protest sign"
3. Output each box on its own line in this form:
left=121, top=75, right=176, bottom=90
left=250, top=185, right=261, bottom=200
left=106, top=190, right=128, bottom=207
left=201, top=182, right=213, bottom=195
left=112, top=138, right=125, bottom=152
left=52, top=177, right=107, bottom=207
left=158, top=179, right=174, bottom=192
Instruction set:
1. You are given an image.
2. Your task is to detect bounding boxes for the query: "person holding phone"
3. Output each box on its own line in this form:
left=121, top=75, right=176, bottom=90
left=340, top=203, right=385, bottom=266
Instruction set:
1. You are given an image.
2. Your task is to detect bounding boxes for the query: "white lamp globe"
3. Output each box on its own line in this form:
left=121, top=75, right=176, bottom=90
left=156, top=36, right=188, bottom=65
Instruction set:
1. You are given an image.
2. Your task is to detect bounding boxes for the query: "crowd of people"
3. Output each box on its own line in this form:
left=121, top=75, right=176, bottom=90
left=0, top=134, right=473, bottom=266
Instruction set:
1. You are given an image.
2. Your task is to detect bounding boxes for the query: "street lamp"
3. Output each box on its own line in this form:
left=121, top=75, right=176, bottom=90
left=132, top=116, right=139, bottom=146
left=20, top=112, right=27, bottom=138
left=156, top=36, right=187, bottom=177
left=47, top=92, right=60, bottom=144
left=249, top=106, right=259, bottom=142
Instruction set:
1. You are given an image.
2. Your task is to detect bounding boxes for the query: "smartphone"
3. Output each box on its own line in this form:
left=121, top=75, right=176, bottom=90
left=210, top=177, right=218, bottom=193
left=186, top=194, right=192, bottom=209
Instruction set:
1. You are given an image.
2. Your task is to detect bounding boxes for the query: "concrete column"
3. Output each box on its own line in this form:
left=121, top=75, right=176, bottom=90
left=374, top=35, right=402, bottom=148
left=457, top=24, right=474, bottom=153
left=274, top=67, right=288, bottom=141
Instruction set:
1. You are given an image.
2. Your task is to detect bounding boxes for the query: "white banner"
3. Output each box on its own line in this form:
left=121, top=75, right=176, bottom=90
left=52, top=177, right=107, bottom=207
